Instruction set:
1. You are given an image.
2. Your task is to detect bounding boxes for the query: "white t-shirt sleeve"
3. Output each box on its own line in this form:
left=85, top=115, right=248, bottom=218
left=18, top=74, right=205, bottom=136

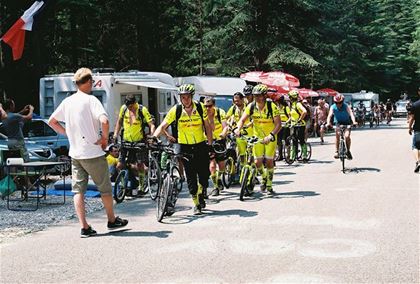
left=90, top=96, right=108, bottom=121
left=49, top=101, right=65, bottom=123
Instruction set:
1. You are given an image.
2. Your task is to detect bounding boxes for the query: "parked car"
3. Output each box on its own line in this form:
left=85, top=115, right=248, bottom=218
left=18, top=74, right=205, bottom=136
left=393, top=100, right=410, bottom=117
left=0, top=136, right=56, bottom=163
left=22, top=118, right=69, bottom=156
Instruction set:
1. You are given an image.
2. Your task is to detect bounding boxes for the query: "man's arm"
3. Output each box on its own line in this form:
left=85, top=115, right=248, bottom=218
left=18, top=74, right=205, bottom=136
left=153, top=121, right=169, bottom=138
left=408, top=114, right=414, bottom=135
left=347, top=105, right=357, bottom=125
left=235, top=112, right=250, bottom=135
left=21, top=105, right=34, bottom=121
left=326, top=107, right=333, bottom=127
left=297, top=103, right=307, bottom=122
left=97, top=114, right=109, bottom=150
left=113, top=116, right=122, bottom=141
left=204, top=119, right=213, bottom=145
left=48, top=117, right=66, bottom=136
left=272, top=116, right=282, bottom=135
left=148, top=122, right=156, bottom=136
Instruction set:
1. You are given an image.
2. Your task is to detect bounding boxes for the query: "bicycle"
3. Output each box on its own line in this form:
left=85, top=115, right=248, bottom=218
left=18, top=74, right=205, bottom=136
left=156, top=144, right=186, bottom=222
left=146, top=142, right=163, bottom=201
left=221, top=134, right=239, bottom=189
left=113, top=141, right=147, bottom=203
left=238, top=135, right=261, bottom=201
left=283, top=122, right=312, bottom=164
left=337, top=125, right=351, bottom=173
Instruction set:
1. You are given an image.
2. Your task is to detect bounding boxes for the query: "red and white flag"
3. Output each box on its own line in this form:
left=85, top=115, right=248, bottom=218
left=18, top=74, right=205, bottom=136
left=0, top=1, right=45, bottom=60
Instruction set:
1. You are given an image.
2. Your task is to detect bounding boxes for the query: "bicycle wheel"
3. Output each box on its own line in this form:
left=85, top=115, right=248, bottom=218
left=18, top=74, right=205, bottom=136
left=114, top=170, right=128, bottom=203
left=156, top=174, right=170, bottom=222
left=148, top=155, right=161, bottom=201
left=170, top=165, right=183, bottom=193
left=239, top=167, right=250, bottom=201
left=298, top=143, right=312, bottom=162
left=248, top=167, right=257, bottom=193
left=222, top=157, right=235, bottom=189
left=339, top=141, right=346, bottom=173
left=283, top=137, right=295, bottom=165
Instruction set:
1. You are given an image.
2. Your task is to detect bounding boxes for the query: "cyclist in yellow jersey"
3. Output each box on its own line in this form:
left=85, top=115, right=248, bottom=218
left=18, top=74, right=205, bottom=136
left=285, top=90, right=307, bottom=160
left=153, top=84, right=213, bottom=215
left=226, top=92, right=253, bottom=167
left=276, top=95, right=290, bottom=161
left=235, top=84, right=281, bottom=194
left=204, top=97, right=228, bottom=196
left=113, top=94, right=155, bottom=195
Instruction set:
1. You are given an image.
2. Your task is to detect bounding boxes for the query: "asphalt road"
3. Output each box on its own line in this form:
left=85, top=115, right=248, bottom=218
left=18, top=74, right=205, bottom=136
left=1, top=118, right=419, bottom=283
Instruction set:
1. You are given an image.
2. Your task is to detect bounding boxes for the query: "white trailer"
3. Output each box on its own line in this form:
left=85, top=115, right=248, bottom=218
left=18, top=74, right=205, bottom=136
left=174, top=76, right=246, bottom=111
left=351, top=91, right=380, bottom=111
left=39, top=70, right=178, bottom=129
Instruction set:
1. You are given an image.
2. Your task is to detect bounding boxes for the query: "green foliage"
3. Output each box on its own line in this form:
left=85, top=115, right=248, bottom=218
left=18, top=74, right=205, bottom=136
left=0, top=0, right=419, bottom=108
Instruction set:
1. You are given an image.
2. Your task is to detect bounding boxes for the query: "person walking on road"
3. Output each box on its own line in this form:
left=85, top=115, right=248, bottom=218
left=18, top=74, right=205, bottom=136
left=408, top=88, right=420, bottom=173
left=48, top=67, right=128, bottom=238
left=1, top=99, right=34, bottom=161
left=153, top=84, right=214, bottom=215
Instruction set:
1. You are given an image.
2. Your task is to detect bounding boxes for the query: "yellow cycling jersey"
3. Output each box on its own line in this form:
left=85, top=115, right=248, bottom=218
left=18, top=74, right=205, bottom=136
left=164, top=102, right=208, bottom=145
left=286, top=101, right=306, bottom=126
left=119, top=103, right=153, bottom=142
left=210, top=107, right=226, bottom=139
left=279, top=105, right=289, bottom=123
left=245, top=101, right=280, bottom=138
left=227, top=104, right=254, bottom=136
left=106, top=154, right=118, bottom=167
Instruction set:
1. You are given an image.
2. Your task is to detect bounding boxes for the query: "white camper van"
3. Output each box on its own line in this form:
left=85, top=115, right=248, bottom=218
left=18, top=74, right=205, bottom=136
left=39, top=69, right=178, bottom=129
left=174, top=76, right=246, bottom=111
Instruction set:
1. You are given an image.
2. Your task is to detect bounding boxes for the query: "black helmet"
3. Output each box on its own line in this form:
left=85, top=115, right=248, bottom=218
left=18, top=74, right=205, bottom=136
left=124, top=94, right=136, bottom=106
left=243, top=85, right=254, bottom=96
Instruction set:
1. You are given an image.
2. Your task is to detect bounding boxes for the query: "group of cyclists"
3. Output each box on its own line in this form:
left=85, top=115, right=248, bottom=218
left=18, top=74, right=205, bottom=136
left=109, top=83, right=358, bottom=215
left=353, top=99, right=394, bottom=127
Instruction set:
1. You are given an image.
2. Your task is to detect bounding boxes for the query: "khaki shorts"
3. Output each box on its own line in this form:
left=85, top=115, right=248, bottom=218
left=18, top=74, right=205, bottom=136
left=71, top=156, right=112, bottom=195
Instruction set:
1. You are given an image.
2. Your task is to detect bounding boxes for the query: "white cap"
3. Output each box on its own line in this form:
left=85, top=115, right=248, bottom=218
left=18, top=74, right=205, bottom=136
left=73, top=67, right=92, bottom=82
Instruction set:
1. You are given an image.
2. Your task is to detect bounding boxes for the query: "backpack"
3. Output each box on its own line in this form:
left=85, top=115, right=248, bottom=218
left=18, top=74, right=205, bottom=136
left=120, top=105, right=148, bottom=138
left=249, top=101, right=274, bottom=121
left=170, top=101, right=205, bottom=139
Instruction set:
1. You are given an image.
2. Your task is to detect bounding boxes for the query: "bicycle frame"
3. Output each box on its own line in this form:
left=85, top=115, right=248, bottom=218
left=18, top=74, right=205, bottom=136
left=337, top=125, right=350, bottom=173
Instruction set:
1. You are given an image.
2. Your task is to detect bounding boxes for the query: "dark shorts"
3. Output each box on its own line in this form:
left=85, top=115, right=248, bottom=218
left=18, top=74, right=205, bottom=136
left=118, top=145, right=147, bottom=165
left=412, top=131, right=420, bottom=150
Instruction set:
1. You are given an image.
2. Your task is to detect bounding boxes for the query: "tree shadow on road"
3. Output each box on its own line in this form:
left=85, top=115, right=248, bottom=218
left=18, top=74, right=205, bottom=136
left=95, top=229, right=172, bottom=238
left=257, top=190, right=320, bottom=200
left=309, top=159, right=334, bottom=164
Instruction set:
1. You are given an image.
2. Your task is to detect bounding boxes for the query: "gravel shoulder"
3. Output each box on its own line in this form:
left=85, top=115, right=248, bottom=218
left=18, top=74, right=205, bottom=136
left=0, top=180, right=104, bottom=244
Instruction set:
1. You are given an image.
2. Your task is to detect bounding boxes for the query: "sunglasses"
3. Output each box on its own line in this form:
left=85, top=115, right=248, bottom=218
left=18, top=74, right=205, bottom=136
left=204, top=105, right=213, bottom=108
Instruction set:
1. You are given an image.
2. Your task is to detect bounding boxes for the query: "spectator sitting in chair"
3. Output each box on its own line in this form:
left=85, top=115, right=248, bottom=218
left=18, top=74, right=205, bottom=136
left=106, top=144, right=119, bottom=182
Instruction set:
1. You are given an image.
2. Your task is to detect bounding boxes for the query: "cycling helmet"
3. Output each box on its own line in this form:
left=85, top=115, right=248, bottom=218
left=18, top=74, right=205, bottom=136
left=243, top=85, right=254, bottom=96
left=288, top=90, right=299, bottom=100
left=334, top=94, right=344, bottom=103
left=178, top=84, right=195, bottom=96
left=252, top=84, right=268, bottom=96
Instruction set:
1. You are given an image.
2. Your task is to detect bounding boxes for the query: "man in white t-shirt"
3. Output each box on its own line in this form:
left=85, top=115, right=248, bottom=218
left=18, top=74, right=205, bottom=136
left=48, top=67, right=128, bottom=238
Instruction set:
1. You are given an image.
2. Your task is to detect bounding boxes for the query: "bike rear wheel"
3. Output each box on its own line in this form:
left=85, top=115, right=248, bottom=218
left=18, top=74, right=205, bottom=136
left=156, top=174, right=170, bottom=222
left=114, top=170, right=128, bottom=203
left=222, top=157, right=235, bottom=189
left=171, top=165, right=183, bottom=193
left=148, top=155, right=161, bottom=201
left=239, top=167, right=249, bottom=201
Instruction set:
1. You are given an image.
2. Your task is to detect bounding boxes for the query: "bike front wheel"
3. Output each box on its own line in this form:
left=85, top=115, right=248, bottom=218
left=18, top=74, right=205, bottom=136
left=156, top=174, right=170, bottom=222
left=148, top=155, right=161, bottom=201
left=283, top=137, right=296, bottom=165
left=239, top=167, right=250, bottom=201
left=114, top=170, right=128, bottom=203
left=222, top=157, right=235, bottom=189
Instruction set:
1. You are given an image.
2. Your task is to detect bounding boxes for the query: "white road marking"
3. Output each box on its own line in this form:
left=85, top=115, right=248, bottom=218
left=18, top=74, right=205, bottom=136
left=298, top=238, right=376, bottom=258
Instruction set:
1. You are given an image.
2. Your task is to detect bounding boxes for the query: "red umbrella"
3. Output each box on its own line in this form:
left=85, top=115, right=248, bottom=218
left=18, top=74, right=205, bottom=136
left=296, top=88, right=319, bottom=99
left=261, top=71, right=300, bottom=88
left=240, top=71, right=266, bottom=83
left=317, top=88, right=339, bottom=97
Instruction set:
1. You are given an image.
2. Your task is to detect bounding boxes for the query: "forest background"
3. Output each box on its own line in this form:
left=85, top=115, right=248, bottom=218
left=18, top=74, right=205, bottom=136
left=0, top=0, right=419, bottom=110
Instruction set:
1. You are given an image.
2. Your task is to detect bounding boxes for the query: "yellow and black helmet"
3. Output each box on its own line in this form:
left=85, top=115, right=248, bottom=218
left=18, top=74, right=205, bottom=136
left=178, top=84, right=195, bottom=96
left=288, top=90, right=299, bottom=100
left=252, top=84, right=268, bottom=95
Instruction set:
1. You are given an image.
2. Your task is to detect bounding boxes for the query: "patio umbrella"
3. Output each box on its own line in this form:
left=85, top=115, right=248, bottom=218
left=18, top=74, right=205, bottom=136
left=317, top=88, right=339, bottom=97
left=240, top=71, right=266, bottom=83
left=296, top=88, right=319, bottom=99
left=261, top=71, right=300, bottom=88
